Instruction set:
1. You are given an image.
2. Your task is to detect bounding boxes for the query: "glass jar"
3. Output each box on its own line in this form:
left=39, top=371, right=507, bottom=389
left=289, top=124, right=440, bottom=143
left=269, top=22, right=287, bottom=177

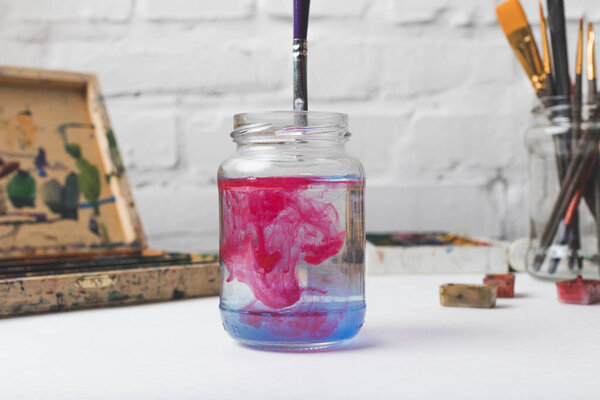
left=218, top=111, right=365, bottom=351
left=526, top=97, right=600, bottom=280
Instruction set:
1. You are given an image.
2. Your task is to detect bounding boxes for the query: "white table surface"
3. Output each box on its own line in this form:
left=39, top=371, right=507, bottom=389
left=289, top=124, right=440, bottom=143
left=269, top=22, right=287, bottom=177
left=1, top=273, right=598, bottom=400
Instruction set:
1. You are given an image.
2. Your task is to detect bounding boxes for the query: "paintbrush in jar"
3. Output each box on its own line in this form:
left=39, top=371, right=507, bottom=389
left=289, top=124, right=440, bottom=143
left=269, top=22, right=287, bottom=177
left=587, top=23, right=600, bottom=271
left=551, top=21, right=600, bottom=273
left=539, top=1, right=554, bottom=97
left=496, top=0, right=546, bottom=96
left=545, top=0, right=572, bottom=177
left=293, top=0, right=310, bottom=119
left=533, top=117, right=600, bottom=271
left=547, top=0, right=571, bottom=102
left=496, top=0, right=564, bottom=179
left=557, top=18, right=586, bottom=272
left=573, top=19, right=585, bottom=142
left=550, top=19, right=600, bottom=273
left=531, top=0, right=580, bottom=271
left=496, top=0, right=576, bottom=270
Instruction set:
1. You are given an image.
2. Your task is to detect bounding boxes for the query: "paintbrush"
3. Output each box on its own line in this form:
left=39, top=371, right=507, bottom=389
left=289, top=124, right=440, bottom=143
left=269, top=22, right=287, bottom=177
left=293, top=0, right=310, bottom=113
left=548, top=20, right=598, bottom=273
left=532, top=126, right=600, bottom=270
left=587, top=23, right=600, bottom=273
left=547, top=0, right=571, bottom=100
left=496, top=0, right=575, bottom=271
left=539, top=1, right=554, bottom=97
left=561, top=19, right=585, bottom=272
left=532, top=0, right=578, bottom=271
left=546, top=0, right=572, bottom=177
left=573, top=19, right=585, bottom=140
left=588, top=23, right=597, bottom=105
left=496, top=0, right=546, bottom=95
left=540, top=1, right=568, bottom=273
left=551, top=20, right=600, bottom=273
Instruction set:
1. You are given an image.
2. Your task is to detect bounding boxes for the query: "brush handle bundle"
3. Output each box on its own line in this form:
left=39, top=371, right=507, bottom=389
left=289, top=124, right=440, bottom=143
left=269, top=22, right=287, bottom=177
left=497, top=0, right=600, bottom=275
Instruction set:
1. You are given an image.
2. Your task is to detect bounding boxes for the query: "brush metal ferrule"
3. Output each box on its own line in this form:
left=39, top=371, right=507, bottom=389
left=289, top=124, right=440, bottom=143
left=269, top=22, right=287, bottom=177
left=293, top=38, right=308, bottom=112
left=508, top=26, right=546, bottom=94
left=541, top=17, right=552, bottom=76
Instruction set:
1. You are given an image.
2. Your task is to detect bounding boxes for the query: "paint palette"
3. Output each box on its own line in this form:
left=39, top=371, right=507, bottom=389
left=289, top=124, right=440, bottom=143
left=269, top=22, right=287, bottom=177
left=0, top=66, right=218, bottom=318
left=0, top=66, right=143, bottom=260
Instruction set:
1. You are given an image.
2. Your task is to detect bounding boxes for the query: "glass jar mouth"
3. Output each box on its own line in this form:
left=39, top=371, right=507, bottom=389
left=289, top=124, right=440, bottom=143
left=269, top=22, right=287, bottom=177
left=232, top=111, right=350, bottom=144
left=533, top=95, right=600, bottom=120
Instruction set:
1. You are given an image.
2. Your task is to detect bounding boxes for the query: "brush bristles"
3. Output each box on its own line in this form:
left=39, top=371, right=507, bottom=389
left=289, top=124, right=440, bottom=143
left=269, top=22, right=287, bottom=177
left=539, top=1, right=552, bottom=75
left=576, top=19, right=584, bottom=75
left=496, top=0, right=545, bottom=94
left=496, top=0, right=529, bottom=36
left=588, top=23, right=596, bottom=81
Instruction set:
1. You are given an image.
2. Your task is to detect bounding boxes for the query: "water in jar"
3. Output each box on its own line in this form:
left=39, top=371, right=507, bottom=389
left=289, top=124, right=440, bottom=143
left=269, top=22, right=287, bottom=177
left=218, top=175, right=365, bottom=350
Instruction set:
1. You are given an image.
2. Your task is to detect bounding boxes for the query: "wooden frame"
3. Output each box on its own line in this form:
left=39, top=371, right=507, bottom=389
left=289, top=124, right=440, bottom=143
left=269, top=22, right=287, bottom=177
left=0, top=66, right=219, bottom=318
left=0, top=66, right=145, bottom=260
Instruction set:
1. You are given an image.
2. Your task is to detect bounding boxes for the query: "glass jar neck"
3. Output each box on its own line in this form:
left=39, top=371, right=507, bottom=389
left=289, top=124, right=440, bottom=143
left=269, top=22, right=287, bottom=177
left=231, top=111, right=350, bottom=147
left=533, top=95, right=600, bottom=124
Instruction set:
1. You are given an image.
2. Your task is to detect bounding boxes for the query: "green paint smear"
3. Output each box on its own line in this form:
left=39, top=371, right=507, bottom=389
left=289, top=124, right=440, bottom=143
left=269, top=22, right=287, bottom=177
left=7, top=171, right=35, bottom=208
left=76, top=158, right=100, bottom=210
left=106, top=128, right=125, bottom=175
left=64, top=142, right=101, bottom=215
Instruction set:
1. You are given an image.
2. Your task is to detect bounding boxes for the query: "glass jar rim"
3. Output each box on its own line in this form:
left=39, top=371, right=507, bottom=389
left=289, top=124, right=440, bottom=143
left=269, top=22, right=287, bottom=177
left=231, top=111, right=349, bottom=144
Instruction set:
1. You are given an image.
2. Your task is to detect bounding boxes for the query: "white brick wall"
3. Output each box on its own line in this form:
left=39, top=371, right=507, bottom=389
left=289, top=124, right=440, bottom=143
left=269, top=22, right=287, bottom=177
left=2, top=0, right=592, bottom=252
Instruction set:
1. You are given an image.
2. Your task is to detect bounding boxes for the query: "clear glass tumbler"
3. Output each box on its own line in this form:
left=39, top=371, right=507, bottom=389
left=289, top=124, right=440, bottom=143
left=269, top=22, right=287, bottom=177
left=526, top=98, right=600, bottom=280
left=218, top=111, right=366, bottom=351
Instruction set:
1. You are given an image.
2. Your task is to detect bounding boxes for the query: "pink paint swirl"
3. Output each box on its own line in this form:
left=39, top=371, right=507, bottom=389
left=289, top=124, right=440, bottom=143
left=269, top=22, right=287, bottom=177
left=219, top=177, right=347, bottom=310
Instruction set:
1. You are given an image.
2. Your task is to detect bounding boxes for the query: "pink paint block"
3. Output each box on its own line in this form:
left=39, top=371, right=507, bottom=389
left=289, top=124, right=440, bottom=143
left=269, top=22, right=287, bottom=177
left=483, top=273, right=515, bottom=298
left=556, top=276, right=600, bottom=305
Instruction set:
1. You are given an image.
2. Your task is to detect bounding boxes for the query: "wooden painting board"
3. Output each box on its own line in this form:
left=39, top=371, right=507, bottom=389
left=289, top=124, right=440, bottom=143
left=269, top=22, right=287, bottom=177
left=0, top=66, right=145, bottom=260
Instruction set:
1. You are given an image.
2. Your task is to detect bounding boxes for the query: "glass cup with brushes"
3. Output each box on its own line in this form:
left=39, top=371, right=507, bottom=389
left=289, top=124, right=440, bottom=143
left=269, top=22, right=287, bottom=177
left=498, top=0, right=600, bottom=279
left=217, top=0, right=366, bottom=351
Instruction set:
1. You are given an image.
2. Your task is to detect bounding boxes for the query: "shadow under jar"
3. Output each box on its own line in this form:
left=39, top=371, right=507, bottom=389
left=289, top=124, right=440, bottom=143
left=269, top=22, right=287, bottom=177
left=218, top=111, right=366, bottom=351
left=526, top=97, right=600, bottom=280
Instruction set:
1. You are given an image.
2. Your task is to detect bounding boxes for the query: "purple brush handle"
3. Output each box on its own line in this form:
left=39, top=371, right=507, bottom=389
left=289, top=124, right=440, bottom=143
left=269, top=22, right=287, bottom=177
left=293, top=0, right=310, bottom=39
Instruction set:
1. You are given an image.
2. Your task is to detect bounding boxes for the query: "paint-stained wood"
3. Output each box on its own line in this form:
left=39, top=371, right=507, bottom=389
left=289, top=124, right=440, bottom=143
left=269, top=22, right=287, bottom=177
left=0, top=66, right=219, bottom=319
left=0, top=65, right=144, bottom=260
left=0, top=257, right=219, bottom=318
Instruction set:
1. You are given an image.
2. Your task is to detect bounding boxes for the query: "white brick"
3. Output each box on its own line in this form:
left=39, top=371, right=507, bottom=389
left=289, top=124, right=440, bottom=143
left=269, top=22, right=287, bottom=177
left=181, top=111, right=234, bottom=176
left=407, top=112, right=528, bottom=176
left=106, top=97, right=179, bottom=170
left=0, top=0, right=133, bottom=22
left=560, top=0, right=600, bottom=21
left=347, top=112, right=410, bottom=179
left=309, top=43, right=384, bottom=100
left=133, top=184, right=218, bottom=236
left=44, top=39, right=286, bottom=95
left=138, top=0, right=254, bottom=21
left=0, top=22, right=48, bottom=42
left=384, top=0, right=447, bottom=24
left=366, top=181, right=505, bottom=238
left=382, top=40, right=515, bottom=99
left=383, top=0, right=497, bottom=26
left=0, top=40, right=44, bottom=67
